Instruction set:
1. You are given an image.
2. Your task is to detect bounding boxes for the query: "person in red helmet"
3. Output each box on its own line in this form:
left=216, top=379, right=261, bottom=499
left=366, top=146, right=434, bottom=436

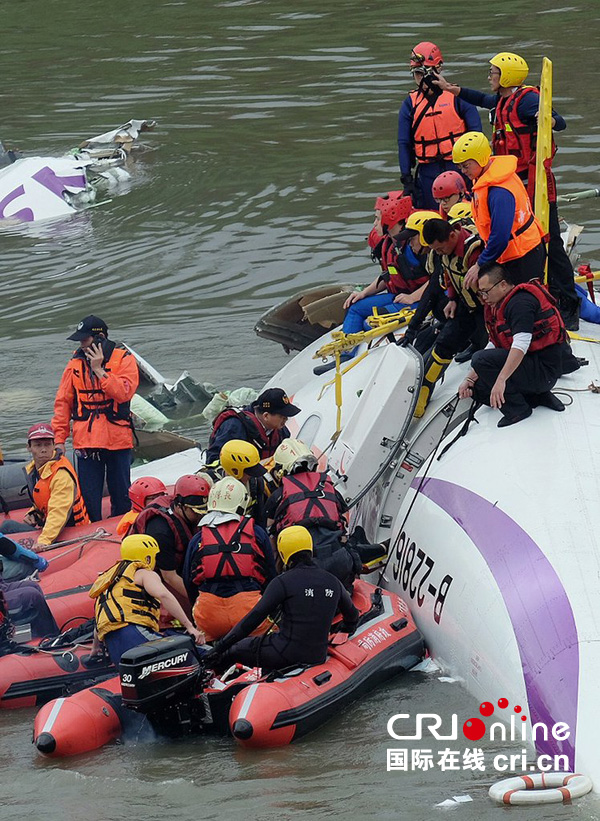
left=131, top=473, right=212, bottom=601
left=116, top=476, right=168, bottom=537
left=431, top=171, right=470, bottom=218
left=367, top=190, right=413, bottom=267
left=399, top=42, right=481, bottom=210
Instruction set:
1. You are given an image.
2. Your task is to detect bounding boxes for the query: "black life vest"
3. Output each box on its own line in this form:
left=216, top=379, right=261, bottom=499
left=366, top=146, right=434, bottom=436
left=209, top=408, right=287, bottom=459
left=191, top=517, right=267, bottom=588
left=485, top=280, right=565, bottom=352
left=132, top=495, right=194, bottom=572
left=440, top=228, right=483, bottom=311
left=273, top=471, right=345, bottom=535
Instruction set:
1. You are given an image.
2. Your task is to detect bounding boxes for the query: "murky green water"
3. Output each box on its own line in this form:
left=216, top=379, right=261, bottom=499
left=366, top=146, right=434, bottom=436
left=2, top=1, right=600, bottom=817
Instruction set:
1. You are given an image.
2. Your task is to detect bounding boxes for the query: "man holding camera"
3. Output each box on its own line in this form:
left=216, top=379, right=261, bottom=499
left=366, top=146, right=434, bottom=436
left=52, top=315, right=139, bottom=521
left=398, top=42, right=481, bottom=209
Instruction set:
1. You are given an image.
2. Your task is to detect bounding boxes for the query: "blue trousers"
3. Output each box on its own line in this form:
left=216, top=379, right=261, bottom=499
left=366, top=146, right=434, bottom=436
left=77, top=448, right=132, bottom=522
left=104, top=623, right=163, bottom=666
left=343, top=293, right=400, bottom=335
left=1, top=579, right=59, bottom=638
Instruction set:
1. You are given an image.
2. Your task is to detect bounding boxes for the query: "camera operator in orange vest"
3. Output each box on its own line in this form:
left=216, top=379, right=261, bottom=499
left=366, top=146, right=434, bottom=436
left=52, top=315, right=139, bottom=522
left=434, top=52, right=580, bottom=329
left=458, top=263, right=578, bottom=427
left=398, top=42, right=481, bottom=210
left=0, top=424, right=89, bottom=556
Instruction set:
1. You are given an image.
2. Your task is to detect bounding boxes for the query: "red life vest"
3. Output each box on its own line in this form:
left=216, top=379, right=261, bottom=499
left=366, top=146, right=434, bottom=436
left=209, top=408, right=287, bottom=460
left=273, top=471, right=345, bottom=535
left=409, top=89, right=469, bottom=163
left=492, top=86, right=557, bottom=203
left=380, top=242, right=429, bottom=295
left=192, top=517, right=266, bottom=587
left=132, top=495, right=193, bottom=572
left=485, top=280, right=566, bottom=352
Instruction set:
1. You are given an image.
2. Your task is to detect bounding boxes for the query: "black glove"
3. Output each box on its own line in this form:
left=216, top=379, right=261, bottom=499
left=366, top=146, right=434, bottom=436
left=201, top=640, right=224, bottom=667
left=398, top=326, right=417, bottom=347
left=401, top=174, right=415, bottom=200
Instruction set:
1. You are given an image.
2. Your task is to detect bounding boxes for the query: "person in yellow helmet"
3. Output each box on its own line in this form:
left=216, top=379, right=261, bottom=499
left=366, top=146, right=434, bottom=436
left=219, top=439, right=273, bottom=528
left=452, top=132, right=546, bottom=291
left=89, top=534, right=204, bottom=665
left=434, top=53, right=580, bottom=329
left=202, top=526, right=359, bottom=671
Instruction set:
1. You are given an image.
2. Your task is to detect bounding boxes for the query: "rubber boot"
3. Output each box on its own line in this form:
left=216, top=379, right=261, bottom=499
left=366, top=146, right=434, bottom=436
left=414, top=349, right=452, bottom=418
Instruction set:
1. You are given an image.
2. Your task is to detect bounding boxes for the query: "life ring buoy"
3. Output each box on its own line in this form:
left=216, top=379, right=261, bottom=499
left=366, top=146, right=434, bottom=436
left=489, top=772, right=592, bottom=805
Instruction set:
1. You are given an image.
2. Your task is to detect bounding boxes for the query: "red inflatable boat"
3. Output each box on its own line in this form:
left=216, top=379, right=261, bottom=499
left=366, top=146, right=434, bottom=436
left=33, top=582, right=425, bottom=756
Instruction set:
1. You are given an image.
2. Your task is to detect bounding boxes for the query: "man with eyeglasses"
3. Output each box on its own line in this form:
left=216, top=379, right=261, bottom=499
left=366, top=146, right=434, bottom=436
left=398, top=42, right=480, bottom=210
left=458, top=263, right=578, bottom=427
left=434, top=52, right=579, bottom=330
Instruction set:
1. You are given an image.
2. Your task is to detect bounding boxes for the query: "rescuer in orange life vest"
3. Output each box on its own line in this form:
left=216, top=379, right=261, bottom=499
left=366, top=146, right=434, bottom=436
left=398, top=42, right=481, bottom=210
left=434, top=52, right=580, bottom=329
left=458, top=262, right=579, bottom=427
left=52, top=315, right=139, bottom=522
left=452, top=132, right=547, bottom=293
left=0, top=424, right=90, bottom=561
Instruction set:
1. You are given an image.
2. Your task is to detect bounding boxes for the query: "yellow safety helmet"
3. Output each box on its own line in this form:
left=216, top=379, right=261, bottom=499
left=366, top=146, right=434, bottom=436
left=207, top=477, right=250, bottom=516
left=489, top=52, right=529, bottom=88
left=277, top=525, right=313, bottom=566
left=219, top=440, right=265, bottom=480
left=120, top=534, right=160, bottom=570
left=452, top=132, right=491, bottom=168
left=447, top=201, right=474, bottom=226
left=273, top=438, right=317, bottom=476
left=404, top=211, right=442, bottom=246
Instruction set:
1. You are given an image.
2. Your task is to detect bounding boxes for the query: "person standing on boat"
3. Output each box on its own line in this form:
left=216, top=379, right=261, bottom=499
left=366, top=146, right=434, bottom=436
left=434, top=53, right=579, bottom=329
left=405, top=217, right=486, bottom=417
left=398, top=42, right=481, bottom=210
left=89, top=534, right=204, bottom=666
left=452, top=132, right=546, bottom=290
left=52, top=316, right=139, bottom=522
left=206, top=388, right=300, bottom=465
left=184, top=478, right=277, bottom=642
left=132, top=474, right=211, bottom=603
left=0, top=424, right=89, bottom=560
left=458, top=263, right=573, bottom=427
left=202, top=526, right=359, bottom=671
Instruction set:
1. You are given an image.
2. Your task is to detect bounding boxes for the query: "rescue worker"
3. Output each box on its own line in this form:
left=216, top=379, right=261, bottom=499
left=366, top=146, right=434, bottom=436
left=458, top=263, right=575, bottom=426
left=434, top=52, right=579, bottom=329
left=184, top=477, right=277, bottom=642
left=266, top=439, right=360, bottom=588
left=206, top=388, right=300, bottom=464
left=367, top=190, right=413, bottom=268
left=52, top=315, right=139, bottom=522
left=89, top=534, right=203, bottom=666
left=431, top=170, right=470, bottom=218
left=452, top=132, right=546, bottom=291
left=0, top=535, right=57, bottom=639
left=0, top=424, right=89, bottom=558
left=132, top=474, right=211, bottom=601
left=408, top=216, right=486, bottom=417
left=203, top=526, right=360, bottom=671
left=116, top=476, right=168, bottom=537
left=399, top=42, right=481, bottom=209
left=315, top=210, right=437, bottom=375
left=219, top=440, right=273, bottom=529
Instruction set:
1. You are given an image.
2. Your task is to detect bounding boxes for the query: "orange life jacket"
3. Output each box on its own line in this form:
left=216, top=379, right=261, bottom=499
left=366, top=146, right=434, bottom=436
left=485, top=280, right=565, bottom=351
left=409, top=90, right=469, bottom=163
left=116, top=509, right=138, bottom=537
left=30, top=455, right=90, bottom=527
left=472, top=156, right=545, bottom=263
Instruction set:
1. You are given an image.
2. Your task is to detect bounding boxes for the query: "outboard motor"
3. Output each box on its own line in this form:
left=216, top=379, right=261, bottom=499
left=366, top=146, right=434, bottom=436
left=120, top=634, right=207, bottom=737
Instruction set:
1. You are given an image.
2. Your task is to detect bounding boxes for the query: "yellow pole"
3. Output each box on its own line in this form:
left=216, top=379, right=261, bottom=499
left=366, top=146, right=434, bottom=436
left=574, top=271, right=600, bottom=284
left=534, top=57, right=553, bottom=285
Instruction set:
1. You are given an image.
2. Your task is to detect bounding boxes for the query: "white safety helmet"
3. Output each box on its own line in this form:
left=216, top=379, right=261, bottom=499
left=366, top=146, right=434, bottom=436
left=207, top=477, right=249, bottom=516
left=273, top=438, right=318, bottom=476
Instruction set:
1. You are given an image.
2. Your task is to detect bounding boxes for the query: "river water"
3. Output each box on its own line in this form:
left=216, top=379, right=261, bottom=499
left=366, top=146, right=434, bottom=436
left=2, top=0, right=600, bottom=817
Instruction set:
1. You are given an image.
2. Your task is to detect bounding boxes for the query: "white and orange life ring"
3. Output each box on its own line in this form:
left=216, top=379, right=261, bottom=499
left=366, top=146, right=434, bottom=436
left=489, top=772, right=592, bottom=805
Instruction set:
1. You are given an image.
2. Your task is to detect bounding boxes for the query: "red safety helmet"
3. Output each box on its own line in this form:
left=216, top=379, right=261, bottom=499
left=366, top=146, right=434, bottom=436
left=378, top=192, right=414, bottom=230
left=128, top=477, right=168, bottom=512
left=174, top=474, right=212, bottom=505
left=410, top=41, right=443, bottom=69
left=432, top=171, right=467, bottom=200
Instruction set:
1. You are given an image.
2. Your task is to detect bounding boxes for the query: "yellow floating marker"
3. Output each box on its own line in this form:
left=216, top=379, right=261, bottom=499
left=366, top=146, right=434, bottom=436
left=534, top=57, right=553, bottom=284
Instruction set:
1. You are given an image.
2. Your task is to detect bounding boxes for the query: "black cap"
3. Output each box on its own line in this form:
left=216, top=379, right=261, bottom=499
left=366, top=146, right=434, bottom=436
left=394, top=227, right=419, bottom=244
left=67, top=315, right=108, bottom=341
left=244, top=462, right=267, bottom=478
left=254, top=388, right=301, bottom=417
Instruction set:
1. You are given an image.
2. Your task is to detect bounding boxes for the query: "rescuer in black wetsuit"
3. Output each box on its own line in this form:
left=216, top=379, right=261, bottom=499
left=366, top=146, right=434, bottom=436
left=204, top=526, right=360, bottom=670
